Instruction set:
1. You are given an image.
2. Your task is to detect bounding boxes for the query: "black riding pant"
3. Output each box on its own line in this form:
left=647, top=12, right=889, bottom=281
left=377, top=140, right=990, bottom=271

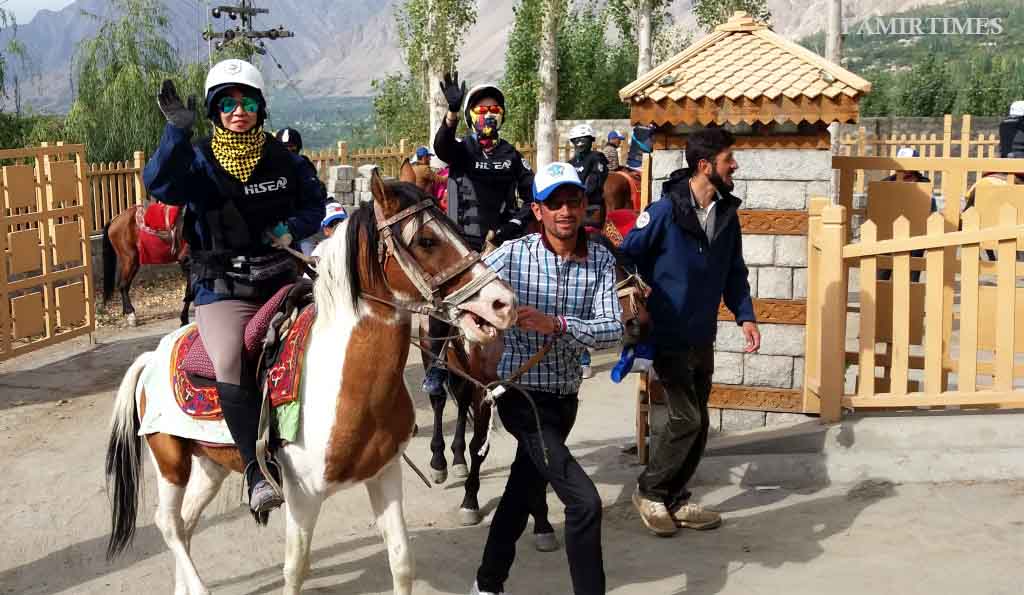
left=477, top=391, right=605, bottom=595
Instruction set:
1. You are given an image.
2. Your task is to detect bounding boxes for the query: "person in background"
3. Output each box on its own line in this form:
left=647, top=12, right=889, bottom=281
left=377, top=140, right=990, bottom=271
left=603, top=130, right=626, bottom=170
left=879, top=147, right=932, bottom=282
left=311, top=202, right=348, bottom=259
left=411, top=145, right=449, bottom=207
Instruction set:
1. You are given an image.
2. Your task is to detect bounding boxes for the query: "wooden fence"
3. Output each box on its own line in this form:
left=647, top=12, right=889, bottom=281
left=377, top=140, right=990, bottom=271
left=1, top=144, right=95, bottom=361
left=838, top=114, right=1002, bottom=195
left=806, top=156, right=1024, bottom=421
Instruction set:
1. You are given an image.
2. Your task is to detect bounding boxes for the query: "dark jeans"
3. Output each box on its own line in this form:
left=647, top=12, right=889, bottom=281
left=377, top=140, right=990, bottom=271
left=637, top=345, right=714, bottom=510
left=477, top=391, right=605, bottom=595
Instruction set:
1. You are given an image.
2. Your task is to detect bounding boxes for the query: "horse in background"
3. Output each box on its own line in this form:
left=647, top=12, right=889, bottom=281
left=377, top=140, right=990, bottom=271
left=102, top=203, right=193, bottom=327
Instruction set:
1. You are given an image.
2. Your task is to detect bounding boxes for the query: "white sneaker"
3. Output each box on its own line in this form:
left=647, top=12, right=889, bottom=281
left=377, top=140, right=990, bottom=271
left=581, top=364, right=594, bottom=379
left=470, top=581, right=502, bottom=595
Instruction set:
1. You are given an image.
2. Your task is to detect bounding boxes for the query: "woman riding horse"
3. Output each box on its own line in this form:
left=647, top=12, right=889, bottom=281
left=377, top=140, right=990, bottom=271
left=142, top=59, right=326, bottom=514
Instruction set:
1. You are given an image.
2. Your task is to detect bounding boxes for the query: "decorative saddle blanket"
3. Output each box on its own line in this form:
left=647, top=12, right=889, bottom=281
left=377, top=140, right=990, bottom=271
left=169, top=304, right=316, bottom=421
left=136, top=203, right=182, bottom=265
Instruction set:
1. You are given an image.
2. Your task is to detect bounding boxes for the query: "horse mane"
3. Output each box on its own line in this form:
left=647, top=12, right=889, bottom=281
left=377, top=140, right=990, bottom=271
left=315, top=181, right=438, bottom=322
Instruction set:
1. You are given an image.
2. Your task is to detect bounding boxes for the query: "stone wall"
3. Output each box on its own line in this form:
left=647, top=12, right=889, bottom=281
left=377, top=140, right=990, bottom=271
left=648, top=145, right=829, bottom=431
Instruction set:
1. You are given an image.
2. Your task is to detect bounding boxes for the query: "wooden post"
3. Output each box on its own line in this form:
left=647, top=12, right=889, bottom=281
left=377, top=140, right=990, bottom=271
left=819, top=204, right=848, bottom=423
left=960, top=114, right=972, bottom=159
left=399, top=138, right=408, bottom=160
left=133, top=150, right=146, bottom=205
left=942, top=114, right=953, bottom=158
left=338, top=141, right=349, bottom=165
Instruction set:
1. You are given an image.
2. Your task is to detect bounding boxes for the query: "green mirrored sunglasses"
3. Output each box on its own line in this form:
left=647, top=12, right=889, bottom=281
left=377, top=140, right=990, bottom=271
left=218, top=96, right=260, bottom=114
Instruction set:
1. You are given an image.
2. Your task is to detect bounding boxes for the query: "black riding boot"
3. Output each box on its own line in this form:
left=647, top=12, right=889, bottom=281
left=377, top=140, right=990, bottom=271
left=217, top=382, right=284, bottom=515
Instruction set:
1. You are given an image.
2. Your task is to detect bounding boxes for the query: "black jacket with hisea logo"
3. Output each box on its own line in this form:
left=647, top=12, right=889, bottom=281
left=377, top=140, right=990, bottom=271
left=433, top=120, right=534, bottom=250
left=143, top=124, right=326, bottom=304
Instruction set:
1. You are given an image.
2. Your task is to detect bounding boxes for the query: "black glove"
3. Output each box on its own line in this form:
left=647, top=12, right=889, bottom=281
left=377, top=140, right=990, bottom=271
left=157, top=79, right=197, bottom=130
left=439, top=72, right=467, bottom=113
left=493, top=220, right=523, bottom=246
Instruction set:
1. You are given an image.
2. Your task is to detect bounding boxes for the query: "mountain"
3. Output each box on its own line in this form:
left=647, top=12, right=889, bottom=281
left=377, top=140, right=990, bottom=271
left=1, top=0, right=960, bottom=113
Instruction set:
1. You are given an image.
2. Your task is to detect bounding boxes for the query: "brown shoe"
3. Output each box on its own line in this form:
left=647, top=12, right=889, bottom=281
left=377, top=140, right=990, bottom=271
left=632, top=488, right=678, bottom=537
left=670, top=502, right=722, bottom=530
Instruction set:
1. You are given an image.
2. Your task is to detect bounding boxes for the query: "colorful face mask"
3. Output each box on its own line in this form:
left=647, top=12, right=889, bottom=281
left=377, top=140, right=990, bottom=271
left=472, top=105, right=503, bottom=144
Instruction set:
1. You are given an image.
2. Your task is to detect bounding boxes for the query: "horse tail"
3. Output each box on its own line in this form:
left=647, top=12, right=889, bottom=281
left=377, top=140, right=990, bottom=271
left=102, top=222, right=117, bottom=303
left=105, top=351, right=152, bottom=560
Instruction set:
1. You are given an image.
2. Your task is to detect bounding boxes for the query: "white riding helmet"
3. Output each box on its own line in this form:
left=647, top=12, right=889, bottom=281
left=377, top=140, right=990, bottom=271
left=568, top=124, right=595, bottom=140
left=204, top=59, right=265, bottom=96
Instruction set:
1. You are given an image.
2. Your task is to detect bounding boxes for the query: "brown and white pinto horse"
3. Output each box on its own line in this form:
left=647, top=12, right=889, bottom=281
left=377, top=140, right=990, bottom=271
left=102, top=204, right=193, bottom=327
left=104, top=170, right=517, bottom=595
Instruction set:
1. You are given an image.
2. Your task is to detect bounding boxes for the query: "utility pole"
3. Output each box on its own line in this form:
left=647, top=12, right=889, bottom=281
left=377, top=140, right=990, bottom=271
left=203, top=1, right=294, bottom=60
left=826, top=0, right=842, bottom=203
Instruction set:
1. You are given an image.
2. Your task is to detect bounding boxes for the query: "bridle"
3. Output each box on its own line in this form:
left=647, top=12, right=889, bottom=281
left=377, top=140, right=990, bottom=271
left=368, top=198, right=497, bottom=324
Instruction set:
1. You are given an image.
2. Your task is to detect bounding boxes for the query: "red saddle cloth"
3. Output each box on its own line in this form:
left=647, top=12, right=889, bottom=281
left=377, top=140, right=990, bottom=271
left=602, top=209, right=639, bottom=248
left=169, top=284, right=315, bottom=420
left=137, top=203, right=182, bottom=265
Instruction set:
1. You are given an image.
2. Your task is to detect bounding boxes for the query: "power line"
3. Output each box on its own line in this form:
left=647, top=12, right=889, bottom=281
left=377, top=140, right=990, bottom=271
left=202, top=1, right=294, bottom=60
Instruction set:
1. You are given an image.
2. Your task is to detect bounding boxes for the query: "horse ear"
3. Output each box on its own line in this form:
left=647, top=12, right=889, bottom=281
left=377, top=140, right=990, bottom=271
left=370, top=167, right=400, bottom=220
left=399, top=159, right=416, bottom=184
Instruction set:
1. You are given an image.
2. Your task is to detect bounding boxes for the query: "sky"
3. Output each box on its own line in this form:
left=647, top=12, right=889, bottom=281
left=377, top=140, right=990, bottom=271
left=2, top=0, right=75, bottom=24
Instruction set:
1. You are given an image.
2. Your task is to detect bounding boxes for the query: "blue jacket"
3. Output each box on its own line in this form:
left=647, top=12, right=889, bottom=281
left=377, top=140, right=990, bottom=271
left=143, top=124, right=325, bottom=305
left=619, top=169, right=755, bottom=349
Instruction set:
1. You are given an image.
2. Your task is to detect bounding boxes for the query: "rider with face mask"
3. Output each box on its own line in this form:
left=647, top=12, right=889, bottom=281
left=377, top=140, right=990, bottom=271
left=567, top=124, right=609, bottom=229
left=424, top=72, right=534, bottom=396
left=144, top=60, right=326, bottom=516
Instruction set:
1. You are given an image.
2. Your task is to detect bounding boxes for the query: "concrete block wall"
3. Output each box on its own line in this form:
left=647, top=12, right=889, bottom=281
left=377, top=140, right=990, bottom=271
left=648, top=145, right=826, bottom=432
left=327, top=164, right=385, bottom=205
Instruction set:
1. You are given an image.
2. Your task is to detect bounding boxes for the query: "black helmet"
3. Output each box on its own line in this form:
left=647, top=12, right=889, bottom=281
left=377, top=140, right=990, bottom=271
left=275, top=127, right=303, bottom=152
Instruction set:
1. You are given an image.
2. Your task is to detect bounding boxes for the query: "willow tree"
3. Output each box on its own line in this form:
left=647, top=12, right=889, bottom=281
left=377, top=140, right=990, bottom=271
left=66, top=0, right=206, bottom=162
left=396, top=0, right=477, bottom=139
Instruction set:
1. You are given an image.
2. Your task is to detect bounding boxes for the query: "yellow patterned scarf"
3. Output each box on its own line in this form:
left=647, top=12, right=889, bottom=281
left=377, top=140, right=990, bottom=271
left=211, top=126, right=266, bottom=182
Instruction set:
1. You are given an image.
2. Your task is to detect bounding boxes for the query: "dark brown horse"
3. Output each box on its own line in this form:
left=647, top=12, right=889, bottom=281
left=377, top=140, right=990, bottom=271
left=101, top=205, right=192, bottom=327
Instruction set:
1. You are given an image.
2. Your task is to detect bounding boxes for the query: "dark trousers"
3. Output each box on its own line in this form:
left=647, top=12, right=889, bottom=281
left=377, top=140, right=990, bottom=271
left=477, top=391, right=605, bottom=595
left=637, top=345, right=714, bottom=510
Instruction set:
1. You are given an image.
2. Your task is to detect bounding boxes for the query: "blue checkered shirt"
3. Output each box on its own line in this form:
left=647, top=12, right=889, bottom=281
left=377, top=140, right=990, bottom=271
left=484, top=233, right=623, bottom=395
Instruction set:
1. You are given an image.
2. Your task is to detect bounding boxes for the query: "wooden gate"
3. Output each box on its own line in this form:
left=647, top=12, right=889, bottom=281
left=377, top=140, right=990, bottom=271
left=1, top=144, right=94, bottom=361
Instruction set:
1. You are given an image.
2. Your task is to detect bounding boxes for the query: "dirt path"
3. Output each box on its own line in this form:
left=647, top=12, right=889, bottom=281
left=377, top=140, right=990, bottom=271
left=1, top=321, right=1022, bottom=594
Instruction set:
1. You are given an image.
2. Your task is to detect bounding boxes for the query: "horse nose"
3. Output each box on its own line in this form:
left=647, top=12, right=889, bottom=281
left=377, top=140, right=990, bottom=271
left=492, top=298, right=510, bottom=315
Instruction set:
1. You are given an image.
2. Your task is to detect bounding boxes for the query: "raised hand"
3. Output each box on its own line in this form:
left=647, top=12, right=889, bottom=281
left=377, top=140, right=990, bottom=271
left=439, top=72, right=467, bottom=113
left=157, top=79, right=197, bottom=130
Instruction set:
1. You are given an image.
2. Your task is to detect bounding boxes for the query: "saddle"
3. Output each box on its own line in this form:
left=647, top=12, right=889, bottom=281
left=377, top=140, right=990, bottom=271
left=136, top=202, right=183, bottom=265
left=170, top=281, right=316, bottom=422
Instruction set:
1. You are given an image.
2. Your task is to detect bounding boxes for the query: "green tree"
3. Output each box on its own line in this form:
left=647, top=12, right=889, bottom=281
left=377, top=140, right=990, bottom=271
left=607, top=0, right=674, bottom=76
left=65, top=0, right=207, bottom=162
left=501, top=0, right=544, bottom=144
left=395, top=0, right=477, bottom=136
left=895, top=53, right=953, bottom=117
left=370, top=73, right=429, bottom=145
left=858, top=69, right=895, bottom=117
left=692, top=0, right=770, bottom=31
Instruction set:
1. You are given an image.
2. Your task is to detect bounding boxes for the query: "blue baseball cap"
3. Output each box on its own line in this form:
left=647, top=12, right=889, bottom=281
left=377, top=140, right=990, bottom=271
left=533, top=162, right=585, bottom=201
left=415, top=146, right=433, bottom=159
left=321, top=202, right=348, bottom=229
left=608, top=130, right=625, bottom=141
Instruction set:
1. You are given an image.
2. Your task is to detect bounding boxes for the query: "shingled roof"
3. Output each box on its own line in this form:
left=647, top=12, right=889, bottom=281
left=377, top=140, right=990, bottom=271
left=619, top=12, right=872, bottom=127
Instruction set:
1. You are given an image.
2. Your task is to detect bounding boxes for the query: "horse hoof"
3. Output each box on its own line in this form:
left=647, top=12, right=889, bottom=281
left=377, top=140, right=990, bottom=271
left=452, top=463, right=469, bottom=479
left=431, top=468, right=448, bottom=484
left=126, top=313, right=137, bottom=327
left=458, top=507, right=482, bottom=526
left=534, top=532, right=560, bottom=552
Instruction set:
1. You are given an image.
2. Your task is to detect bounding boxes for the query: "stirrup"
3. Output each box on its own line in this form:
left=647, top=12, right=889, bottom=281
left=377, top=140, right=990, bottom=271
left=244, top=458, right=284, bottom=512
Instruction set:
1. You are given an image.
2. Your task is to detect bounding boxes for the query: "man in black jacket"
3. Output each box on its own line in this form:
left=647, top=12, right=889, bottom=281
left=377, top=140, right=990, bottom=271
left=423, top=72, right=534, bottom=395
left=568, top=123, right=609, bottom=230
